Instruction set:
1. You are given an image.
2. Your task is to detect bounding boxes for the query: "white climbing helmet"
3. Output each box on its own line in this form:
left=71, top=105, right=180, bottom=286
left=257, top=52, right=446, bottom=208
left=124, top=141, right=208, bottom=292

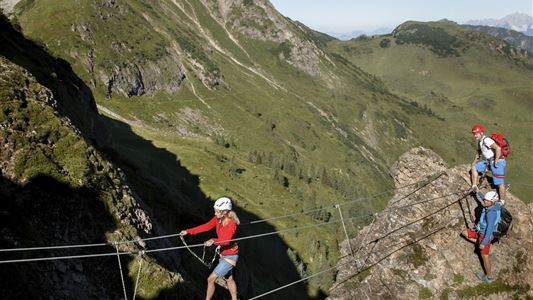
left=484, top=191, right=499, bottom=202
left=214, top=197, right=232, bottom=211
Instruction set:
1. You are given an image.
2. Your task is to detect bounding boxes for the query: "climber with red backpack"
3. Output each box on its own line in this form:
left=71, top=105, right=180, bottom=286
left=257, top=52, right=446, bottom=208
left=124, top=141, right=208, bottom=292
left=468, top=124, right=509, bottom=204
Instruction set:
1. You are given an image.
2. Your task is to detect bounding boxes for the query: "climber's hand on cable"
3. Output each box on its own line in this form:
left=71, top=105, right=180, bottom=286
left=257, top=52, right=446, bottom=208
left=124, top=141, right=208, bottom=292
left=179, top=230, right=188, bottom=236
left=204, top=239, right=215, bottom=246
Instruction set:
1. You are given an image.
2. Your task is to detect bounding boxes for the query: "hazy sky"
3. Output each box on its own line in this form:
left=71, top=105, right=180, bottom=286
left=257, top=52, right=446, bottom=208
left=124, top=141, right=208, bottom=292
left=270, top=0, right=533, bottom=33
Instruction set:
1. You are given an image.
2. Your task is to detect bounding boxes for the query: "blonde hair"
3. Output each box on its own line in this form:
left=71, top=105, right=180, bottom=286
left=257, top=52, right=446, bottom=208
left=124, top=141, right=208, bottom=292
left=223, top=210, right=240, bottom=225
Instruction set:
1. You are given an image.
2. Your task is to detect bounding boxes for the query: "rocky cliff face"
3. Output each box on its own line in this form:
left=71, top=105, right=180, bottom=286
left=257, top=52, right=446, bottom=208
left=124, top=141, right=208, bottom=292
left=200, top=0, right=325, bottom=76
left=329, top=147, right=533, bottom=299
left=68, top=1, right=189, bottom=98
left=0, top=53, right=191, bottom=299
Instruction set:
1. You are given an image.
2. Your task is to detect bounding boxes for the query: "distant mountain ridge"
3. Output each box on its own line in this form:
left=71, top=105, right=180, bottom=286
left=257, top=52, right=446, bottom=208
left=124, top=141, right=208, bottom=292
left=465, top=13, right=533, bottom=36
left=464, top=24, right=533, bottom=53
left=328, top=27, right=393, bottom=40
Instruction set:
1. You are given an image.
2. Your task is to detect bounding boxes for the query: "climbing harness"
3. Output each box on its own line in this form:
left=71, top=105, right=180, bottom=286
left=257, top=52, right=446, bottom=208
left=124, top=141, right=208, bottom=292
left=222, top=256, right=237, bottom=266
left=179, top=235, right=219, bottom=268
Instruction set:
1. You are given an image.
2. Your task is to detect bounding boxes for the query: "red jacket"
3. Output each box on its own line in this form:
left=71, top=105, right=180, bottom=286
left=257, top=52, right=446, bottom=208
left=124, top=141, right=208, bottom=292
left=186, top=216, right=239, bottom=255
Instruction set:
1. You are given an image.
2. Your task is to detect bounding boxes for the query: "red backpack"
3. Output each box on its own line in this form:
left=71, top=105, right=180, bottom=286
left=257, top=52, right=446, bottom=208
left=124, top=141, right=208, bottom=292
left=488, top=133, right=511, bottom=158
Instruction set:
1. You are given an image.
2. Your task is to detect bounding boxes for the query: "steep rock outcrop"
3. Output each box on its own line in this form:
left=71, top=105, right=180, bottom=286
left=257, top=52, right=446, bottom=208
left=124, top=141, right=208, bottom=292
left=329, top=147, right=533, bottom=299
left=0, top=55, right=190, bottom=299
left=200, top=0, right=324, bottom=76
left=69, top=4, right=189, bottom=98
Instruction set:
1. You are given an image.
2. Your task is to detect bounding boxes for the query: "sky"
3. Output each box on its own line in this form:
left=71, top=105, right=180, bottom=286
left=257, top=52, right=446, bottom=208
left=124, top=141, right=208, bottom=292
left=269, top=0, right=533, bottom=34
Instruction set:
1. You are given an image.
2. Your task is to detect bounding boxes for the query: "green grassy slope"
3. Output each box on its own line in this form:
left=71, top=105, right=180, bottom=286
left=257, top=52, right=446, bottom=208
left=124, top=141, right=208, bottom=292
left=327, top=21, right=533, bottom=201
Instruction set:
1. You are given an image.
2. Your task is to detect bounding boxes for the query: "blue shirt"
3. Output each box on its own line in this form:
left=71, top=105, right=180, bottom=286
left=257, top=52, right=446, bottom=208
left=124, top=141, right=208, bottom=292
left=477, top=202, right=502, bottom=245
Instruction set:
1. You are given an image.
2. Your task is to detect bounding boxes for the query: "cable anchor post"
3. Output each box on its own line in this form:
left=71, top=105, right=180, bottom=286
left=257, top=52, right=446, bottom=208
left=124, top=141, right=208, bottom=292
left=335, top=204, right=353, bottom=256
left=112, top=241, right=128, bottom=300
left=133, top=250, right=145, bottom=300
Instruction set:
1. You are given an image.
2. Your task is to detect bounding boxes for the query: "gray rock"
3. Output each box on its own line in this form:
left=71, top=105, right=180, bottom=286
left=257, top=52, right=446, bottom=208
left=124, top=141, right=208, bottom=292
left=329, top=147, right=533, bottom=299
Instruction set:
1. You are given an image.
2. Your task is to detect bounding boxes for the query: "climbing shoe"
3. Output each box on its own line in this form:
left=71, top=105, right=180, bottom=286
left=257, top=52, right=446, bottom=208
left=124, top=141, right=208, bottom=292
left=485, top=276, right=495, bottom=283
left=475, top=272, right=494, bottom=283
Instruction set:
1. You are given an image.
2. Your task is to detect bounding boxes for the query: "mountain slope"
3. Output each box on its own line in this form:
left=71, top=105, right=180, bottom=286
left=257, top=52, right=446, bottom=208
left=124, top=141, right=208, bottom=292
left=5, top=1, right=533, bottom=298
left=327, top=21, right=533, bottom=201
left=8, top=2, right=441, bottom=295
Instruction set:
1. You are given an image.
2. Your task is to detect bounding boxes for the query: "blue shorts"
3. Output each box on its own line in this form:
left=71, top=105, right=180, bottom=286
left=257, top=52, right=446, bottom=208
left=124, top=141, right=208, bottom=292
left=213, top=254, right=238, bottom=277
left=474, top=159, right=506, bottom=185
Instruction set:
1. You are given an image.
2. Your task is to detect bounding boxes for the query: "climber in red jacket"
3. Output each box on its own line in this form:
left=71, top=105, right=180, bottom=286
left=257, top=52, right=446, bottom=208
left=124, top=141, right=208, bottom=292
left=180, top=197, right=240, bottom=300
